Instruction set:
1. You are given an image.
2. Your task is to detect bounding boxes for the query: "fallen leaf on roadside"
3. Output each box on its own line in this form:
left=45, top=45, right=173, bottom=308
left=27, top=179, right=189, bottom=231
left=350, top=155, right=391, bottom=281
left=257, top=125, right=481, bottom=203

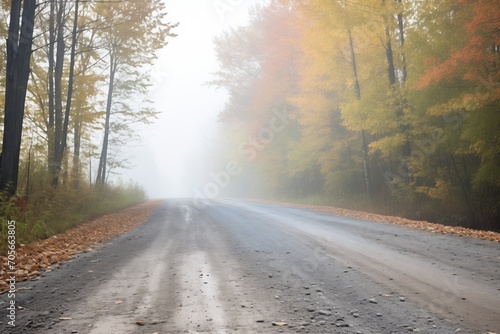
left=0, top=201, right=162, bottom=294
left=258, top=200, right=500, bottom=242
left=135, top=320, right=145, bottom=326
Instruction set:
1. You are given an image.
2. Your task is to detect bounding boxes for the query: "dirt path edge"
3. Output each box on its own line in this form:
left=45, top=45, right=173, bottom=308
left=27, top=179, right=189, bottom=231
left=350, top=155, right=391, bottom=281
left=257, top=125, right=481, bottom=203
left=0, top=200, right=164, bottom=293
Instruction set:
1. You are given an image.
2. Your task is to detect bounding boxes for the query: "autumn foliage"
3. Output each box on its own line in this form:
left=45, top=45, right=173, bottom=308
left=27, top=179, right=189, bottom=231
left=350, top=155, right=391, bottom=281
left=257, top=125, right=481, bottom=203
left=0, top=1, right=176, bottom=251
left=209, top=0, right=500, bottom=230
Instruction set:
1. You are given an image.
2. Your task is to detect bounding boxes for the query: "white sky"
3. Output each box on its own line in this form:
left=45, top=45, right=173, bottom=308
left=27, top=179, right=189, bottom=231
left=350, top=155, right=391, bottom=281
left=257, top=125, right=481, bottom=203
left=122, top=1, right=263, bottom=198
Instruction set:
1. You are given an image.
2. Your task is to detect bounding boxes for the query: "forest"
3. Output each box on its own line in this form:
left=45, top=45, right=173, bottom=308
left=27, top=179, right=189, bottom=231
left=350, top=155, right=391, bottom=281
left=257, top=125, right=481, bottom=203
left=0, top=0, right=177, bottom=250
left=207, top=0, right=500, bottom=231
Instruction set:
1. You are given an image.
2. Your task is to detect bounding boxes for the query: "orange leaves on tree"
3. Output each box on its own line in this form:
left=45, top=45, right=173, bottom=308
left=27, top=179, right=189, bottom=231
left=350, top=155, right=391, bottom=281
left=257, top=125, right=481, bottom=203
left=417, top=0, right=500, bottom=92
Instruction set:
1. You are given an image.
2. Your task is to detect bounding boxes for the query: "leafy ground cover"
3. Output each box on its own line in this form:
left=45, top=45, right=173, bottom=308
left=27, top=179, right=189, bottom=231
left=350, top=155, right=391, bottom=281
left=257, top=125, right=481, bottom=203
left=0, top=200, right=162, bottom=293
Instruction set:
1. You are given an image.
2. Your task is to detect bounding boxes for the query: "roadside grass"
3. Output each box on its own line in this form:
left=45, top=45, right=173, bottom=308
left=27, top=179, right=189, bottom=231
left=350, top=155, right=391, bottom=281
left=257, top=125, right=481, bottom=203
left=0, top=182, right=146, bottom=255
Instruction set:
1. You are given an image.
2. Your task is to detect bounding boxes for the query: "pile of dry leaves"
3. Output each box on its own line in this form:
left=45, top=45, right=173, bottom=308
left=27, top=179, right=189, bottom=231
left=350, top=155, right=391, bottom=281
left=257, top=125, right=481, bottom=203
left=0, top=200, right=162, bottom=293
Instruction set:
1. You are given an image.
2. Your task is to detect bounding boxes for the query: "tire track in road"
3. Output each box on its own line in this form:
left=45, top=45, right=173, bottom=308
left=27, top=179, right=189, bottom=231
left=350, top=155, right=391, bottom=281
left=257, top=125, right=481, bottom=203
left=212, top=199, right=500, bottom=333
left=45, top=200, right=282, bottom=334
left=173, top=251, right=228, bottom=332
left=167, top=201, right=279, bottom=333
left=48, top=216, right=175, bottom=333
left=7, top=199, right=491, bottom=333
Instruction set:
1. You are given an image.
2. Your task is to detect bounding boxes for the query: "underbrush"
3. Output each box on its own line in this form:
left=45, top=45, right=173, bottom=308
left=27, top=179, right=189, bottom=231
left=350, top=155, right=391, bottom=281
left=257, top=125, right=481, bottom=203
left=0, top=182, right=146, bottom=255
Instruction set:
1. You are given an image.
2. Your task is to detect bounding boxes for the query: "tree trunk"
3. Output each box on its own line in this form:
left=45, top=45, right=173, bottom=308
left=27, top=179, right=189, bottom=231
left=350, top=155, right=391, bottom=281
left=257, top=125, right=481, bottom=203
left=383, top=0, right=411, bottom=159
left=47, top=0, right=55, bottom=170
left=397, top=0, right=407, bottom=83
left=96, top=54, right=117, bottom=184
left=53, top=0, right=80, bottom=187
left=384, top=26, right=397, bottom=86
left=52, top=0, right=66, bottom=187
left=72, top=116, right=81, bottom=188
left=361, top=129, right=371, bottom=195
left=348, top=29, right=371, bottom=196
left=396, top=0, right=411, bottom=158
left=0, top=0, right=36, bottom=196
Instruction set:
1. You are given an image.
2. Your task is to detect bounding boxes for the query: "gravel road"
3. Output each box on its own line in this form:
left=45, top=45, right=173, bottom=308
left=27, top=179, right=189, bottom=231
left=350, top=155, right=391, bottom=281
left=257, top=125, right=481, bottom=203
left=1, top=199, right=499, bottom=333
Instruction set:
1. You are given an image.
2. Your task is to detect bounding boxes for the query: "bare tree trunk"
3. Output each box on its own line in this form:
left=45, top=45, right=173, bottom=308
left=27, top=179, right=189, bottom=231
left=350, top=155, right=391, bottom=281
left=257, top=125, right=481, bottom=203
left=47, top=0, right=55, bottom=170
left=361, top=129, right=371, bottom=195
left=0, top=0, right=36, bottom=196
left=89, top=153, right=92, bottom=187
left=53, top=0, right=80, bottom=187
left=96, top=53, right=117, bottom=184
left=72, top=115, right=81, bottom=188
left=52, top=0, right=66, bottom=186
left=26, top=143, right=32, bottom=201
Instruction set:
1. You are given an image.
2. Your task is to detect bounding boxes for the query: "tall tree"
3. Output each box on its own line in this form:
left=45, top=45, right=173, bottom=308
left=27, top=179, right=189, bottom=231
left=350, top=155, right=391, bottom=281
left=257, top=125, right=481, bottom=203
left=0, top=0, right=36, bottom=196
left=95, top=0, right=177, bottom=184
left=52, top=0, right=80, bottom=187
left=27, top=0, right=104, bottom=187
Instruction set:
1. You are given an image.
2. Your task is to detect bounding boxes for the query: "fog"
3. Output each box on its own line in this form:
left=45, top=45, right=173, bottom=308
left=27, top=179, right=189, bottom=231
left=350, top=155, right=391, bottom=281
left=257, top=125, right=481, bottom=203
left=121, top=1, right=265, bottom=198
left=114, top=0, right=499, bottom=233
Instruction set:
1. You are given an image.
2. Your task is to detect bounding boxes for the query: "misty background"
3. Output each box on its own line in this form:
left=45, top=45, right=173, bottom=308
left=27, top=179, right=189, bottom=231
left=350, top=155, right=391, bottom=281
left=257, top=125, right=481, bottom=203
left=122, top=0, right=266, bottom=198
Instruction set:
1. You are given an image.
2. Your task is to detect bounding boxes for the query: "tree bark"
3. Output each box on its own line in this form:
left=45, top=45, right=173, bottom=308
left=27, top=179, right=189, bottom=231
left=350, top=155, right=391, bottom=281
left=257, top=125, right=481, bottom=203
left=396, top=0, right=411, bottom=158
left=96, top=53, right=117, bottom=184
left=348, top=29, right=361, bottom=101
left=72, top=115, right=81, bottom=188
left=0, top=0, right=36, bottom=196
left=397, top=0, right=407, bottom=83
left=383, top=0, right=411, bottom=160
left=384, top=26, right=397, bottom=86
left=52, top=0, right=66, bottom=186
left=47, top=0, right=55, bottom=170
left=53, top=0, right=80, bottom=187
left=348, top=29, right=371, bottom=196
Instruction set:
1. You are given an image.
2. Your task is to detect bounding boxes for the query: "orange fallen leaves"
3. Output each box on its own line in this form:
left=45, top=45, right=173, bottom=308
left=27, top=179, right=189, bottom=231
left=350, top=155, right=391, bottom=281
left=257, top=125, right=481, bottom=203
left=300, top=204, right=500, bottom=243
left=0, top=201, right=162, bottom=294
left=250, top=199, right=500, bottom=243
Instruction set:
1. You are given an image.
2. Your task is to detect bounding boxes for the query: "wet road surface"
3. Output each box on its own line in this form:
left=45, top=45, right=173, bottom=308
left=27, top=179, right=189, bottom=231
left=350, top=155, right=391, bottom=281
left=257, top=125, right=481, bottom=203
left=1, top=199, right=499, bottom=333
